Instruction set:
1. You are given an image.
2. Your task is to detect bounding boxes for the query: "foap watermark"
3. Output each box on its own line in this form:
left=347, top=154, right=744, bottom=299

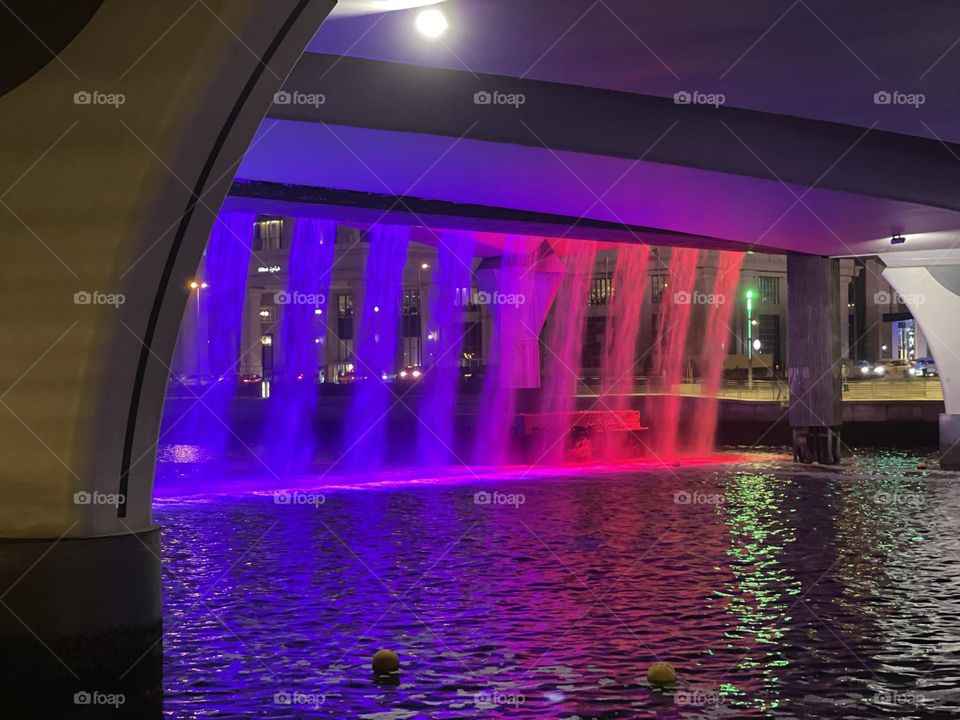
left=873, top=690, right=929, bottom=708
left=874, top=90, right=925, bottom=108
left=274, top=690, right=326, bottom=709
left=274, top=90, right=326, bottom=108
left=474, top=90, right=526, bottom=108
left=455, top=288, right=526, bottom=307
left=74, top=290, right=125, bottom=308
left=674, top=90, right=725, bottom=108
left=73, top=691, right=125, bottom=708
left=674, top=290, right=725, bottom=306
left=474, top=689, right=526, bottom=708
left=274, top=490, right=325, bottom=507
left=674, top=490, right=725, bottom=506
left=74, top=490, right=125, bottom=508
left=275, top=291, right=326, bottom=308
left=873, top=491, right=924, bottom=508
left=873, top=290, right=925, bottom=306
left=73, top=90, right=125, bottom=108
left=675, top=687, right=724, bottom=708
left=474, top=490, right=525, bottom=508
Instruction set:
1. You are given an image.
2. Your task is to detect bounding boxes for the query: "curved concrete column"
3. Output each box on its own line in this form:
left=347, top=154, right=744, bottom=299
left=0, top=0, right=334, bottom=710
left=883, top=251, right=960, bottom=468
left=475, top=240, right=565, bottom=388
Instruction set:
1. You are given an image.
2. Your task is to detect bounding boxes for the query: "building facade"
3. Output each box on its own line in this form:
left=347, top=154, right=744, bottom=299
left=171, top=217, right=927, bottom=386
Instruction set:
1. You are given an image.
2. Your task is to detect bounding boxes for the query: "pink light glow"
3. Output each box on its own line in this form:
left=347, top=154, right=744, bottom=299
left=153, top=452, right=777, bottom=502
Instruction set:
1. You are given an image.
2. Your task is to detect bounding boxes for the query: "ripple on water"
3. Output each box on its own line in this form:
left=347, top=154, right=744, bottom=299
left=159, top=450, right=960, bottom=718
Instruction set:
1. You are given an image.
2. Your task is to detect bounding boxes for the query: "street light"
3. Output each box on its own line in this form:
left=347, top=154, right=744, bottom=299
left=745, top=289, right=755, bottom=387
left=189, top=280, right=208, bottom=324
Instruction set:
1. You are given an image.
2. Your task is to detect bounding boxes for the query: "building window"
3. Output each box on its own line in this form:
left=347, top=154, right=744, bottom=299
left=757, top=276, right=780, bottom=305
left=401, top=290, right=421, bottom=367
left=461, top=320, right=483, bottom=368
left=253, top=217, right=283, bottom=251
left=651, top=275, right=669, bottom=303
left=336, top=294, right=353, bottom=363
left=758, top=314, right=781, bottom=368
left=581, top=316, right=606, bottom=370
left=589, top=276, right=612, bottom=306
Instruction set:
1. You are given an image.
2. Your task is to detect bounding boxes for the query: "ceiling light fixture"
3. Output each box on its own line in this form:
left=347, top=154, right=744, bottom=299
left=416, top=8, right=448, bottom=38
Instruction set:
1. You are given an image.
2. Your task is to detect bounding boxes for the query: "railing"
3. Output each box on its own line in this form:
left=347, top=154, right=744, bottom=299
left=576, top=377, right=944, bottom=402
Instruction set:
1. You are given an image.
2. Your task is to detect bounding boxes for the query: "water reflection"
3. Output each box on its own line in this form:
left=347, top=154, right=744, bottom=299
left=159, top=451, right=960, bottom=717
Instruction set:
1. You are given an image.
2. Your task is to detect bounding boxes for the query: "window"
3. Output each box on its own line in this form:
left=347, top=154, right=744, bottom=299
left=589, top=276, right=612, bottom=306
left=651, top=275, right=669, bottom=303
left=758, top=314, right=781, bottom=367
left=401, top=290, right=421, bottom=367
left=461, top=320, right=483, bottom=368
left=336, top=294, right=353, bottom=362
left=581, top=316, right=607, bottom=370
left=253, top=217, right=283, bottom=251
left=757, top=276, right=780, bottom=305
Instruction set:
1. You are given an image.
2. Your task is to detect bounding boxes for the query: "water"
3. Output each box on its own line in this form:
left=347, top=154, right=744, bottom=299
left=474, top=235, right=552, bottom=465
left=690, top=251, right=746, bottom=455
left=651, top=248, right=700, bottom=459
left=535, top=241, right=597, bottom=464
left=344, top=225, right=411, bottom=469
left=416, top=230, right=476, bottom=466
left=163, top=211, right=255, bottom=459
left=266, top=218, right=336, bottom=474
left=158, top=448, right=960, bottom=718
left=599, top=244, right=650, bottom=461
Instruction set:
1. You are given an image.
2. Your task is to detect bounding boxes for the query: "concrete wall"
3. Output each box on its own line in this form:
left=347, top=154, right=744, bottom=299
left=0, top=0, right=334, bottom=539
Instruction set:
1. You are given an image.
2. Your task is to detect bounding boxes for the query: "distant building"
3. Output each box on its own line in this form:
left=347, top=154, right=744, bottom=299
left=172, top=216, right=928, bottom=384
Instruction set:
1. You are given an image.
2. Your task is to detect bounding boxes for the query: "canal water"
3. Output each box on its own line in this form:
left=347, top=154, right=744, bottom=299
left=157, top=449, right=960, bottom=718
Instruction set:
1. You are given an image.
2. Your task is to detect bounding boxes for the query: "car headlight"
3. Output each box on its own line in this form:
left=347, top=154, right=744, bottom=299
left=875, top=366, right=885, bottom=375
left=412, top=370, right=422, bottom=378
left=860, top=367, right=870, bottom=375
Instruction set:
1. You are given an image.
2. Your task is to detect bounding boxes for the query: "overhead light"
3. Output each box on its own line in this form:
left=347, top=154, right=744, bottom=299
left=416, top=8, right=448, bottom=38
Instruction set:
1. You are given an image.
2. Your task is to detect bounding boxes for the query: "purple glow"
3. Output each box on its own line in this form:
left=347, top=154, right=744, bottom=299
left=265, top=218, right=336, bottom=475
left=473, top=234, right=547, bottom=465
left=343, top=225, right=410, bottom=469
left=535, top=240, right=597, bottom=464
left=416, top=230, right=475, bottom=465
left=163, top=211, right=255, bottom=458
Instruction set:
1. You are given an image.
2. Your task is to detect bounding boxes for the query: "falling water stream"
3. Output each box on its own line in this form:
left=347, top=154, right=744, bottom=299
left=265, top=218, right=336, bottom=474
left=690, top=250, right=746, bottom=455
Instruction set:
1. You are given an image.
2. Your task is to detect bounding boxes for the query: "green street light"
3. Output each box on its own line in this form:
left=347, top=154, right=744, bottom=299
left=746, top=288, right=755, bottom=387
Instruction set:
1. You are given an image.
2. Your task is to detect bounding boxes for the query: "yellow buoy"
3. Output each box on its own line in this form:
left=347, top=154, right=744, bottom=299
left=372, top=649, right=400, bottom=675
left=647, top=661, right=677, bottom=686
left=917, top=461, right=928, bottom=470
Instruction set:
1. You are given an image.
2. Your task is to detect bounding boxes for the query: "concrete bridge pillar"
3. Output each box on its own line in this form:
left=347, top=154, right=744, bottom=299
left=0, top=0, right=334, bottom=712
left=786, top=253, right=843, bottom=464
left=475, top=239, right=565, bottom=388
left=883, top=250, right=960, bottom=469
